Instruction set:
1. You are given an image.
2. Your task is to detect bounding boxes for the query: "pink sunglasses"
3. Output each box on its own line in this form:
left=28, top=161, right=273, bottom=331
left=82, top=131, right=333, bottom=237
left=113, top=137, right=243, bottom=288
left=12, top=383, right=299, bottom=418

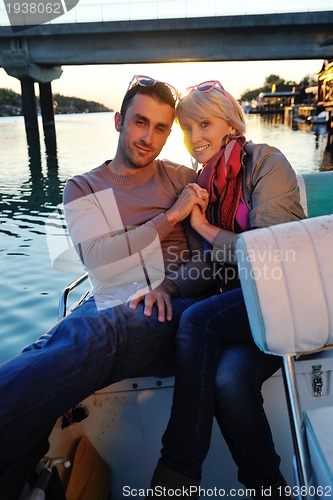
left=178, top=80, right=234, bottom=106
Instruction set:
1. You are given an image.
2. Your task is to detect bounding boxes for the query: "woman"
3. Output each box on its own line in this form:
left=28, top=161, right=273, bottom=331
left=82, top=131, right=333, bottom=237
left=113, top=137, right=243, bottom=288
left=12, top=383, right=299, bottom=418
left=150, top=81, right=306, bottom=498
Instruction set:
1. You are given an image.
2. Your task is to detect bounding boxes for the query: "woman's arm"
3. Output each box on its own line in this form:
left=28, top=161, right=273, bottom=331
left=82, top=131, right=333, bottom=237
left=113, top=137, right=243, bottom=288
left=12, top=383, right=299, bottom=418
left=190, top=201, right=238, bottom=265
left=246, top=143, right=306, bottom=228
left=190, top=145, right=306, bottom=265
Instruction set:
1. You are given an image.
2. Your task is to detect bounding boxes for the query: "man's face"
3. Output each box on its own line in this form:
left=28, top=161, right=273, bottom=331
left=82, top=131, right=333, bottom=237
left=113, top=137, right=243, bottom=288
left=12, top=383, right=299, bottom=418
left=116, top=93, right=174, bottom=170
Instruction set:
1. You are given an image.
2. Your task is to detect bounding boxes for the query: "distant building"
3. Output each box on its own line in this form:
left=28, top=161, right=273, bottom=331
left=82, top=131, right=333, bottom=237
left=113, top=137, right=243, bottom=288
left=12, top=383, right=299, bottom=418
left=252, top=84, right=305, bottom=113
left=317, top=59, right=333, bottom=112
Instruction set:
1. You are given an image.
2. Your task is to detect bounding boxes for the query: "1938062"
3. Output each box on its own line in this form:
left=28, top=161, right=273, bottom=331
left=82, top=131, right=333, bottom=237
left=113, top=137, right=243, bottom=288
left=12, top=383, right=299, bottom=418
left=5, top=3, right=62, bottom=14
left=277, top=486, right=332, bottom=497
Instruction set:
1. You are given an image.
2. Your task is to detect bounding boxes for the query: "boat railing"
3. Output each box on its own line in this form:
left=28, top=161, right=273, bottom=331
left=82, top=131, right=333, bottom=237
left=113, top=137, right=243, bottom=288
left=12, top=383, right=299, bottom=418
left=58, top=271, right=89, bottom=320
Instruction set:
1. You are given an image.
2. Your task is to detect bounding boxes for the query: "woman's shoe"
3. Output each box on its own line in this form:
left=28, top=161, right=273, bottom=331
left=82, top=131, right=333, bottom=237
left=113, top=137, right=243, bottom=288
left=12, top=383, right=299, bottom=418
left=147, top=459, right=200, bottom=498
left=252, top=471, right=290, bottom=499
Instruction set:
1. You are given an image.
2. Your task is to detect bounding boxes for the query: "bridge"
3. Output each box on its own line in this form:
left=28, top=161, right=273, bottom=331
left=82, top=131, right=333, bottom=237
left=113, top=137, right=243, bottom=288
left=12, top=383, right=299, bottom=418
left=0, top=2, right=332, bottom=140
left=1, top=11, right=332, bottom=70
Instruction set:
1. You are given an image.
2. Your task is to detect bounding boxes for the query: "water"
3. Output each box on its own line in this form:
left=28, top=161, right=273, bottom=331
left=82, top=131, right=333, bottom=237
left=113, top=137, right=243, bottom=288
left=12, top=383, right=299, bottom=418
left=0, top=112, right=332, bottom=364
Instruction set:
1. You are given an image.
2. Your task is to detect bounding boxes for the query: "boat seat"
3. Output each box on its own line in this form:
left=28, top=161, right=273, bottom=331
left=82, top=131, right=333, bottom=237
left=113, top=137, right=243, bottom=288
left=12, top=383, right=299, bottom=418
left=236, top=212, right=333, bottom=497
left=237, top=214, right=333, bottom=356
left=297, top=171, right=333, bottom=218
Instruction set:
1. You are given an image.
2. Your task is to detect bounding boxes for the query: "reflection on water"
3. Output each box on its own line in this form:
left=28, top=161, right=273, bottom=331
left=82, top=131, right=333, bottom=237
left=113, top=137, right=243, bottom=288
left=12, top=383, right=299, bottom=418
left=26, top=127, right=63, bottom=208
left=1, top=127, right=64, bottom=241
left=0, top=112, right=332, bottom=364
left=311, top=125, right=333, bottom=172
left=247, top=113, right=333, bottom=173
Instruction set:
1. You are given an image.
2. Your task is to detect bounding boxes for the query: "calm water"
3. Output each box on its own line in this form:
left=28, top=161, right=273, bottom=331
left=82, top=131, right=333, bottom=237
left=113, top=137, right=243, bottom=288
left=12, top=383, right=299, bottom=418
left=0, top=112, right=332, bottom=364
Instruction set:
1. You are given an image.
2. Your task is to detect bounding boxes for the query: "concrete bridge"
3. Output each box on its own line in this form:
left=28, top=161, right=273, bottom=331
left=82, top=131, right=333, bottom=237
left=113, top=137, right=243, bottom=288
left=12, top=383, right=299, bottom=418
left=1, top=11, right=333, bottom=70
left=1, top=10, right=332, bottom=137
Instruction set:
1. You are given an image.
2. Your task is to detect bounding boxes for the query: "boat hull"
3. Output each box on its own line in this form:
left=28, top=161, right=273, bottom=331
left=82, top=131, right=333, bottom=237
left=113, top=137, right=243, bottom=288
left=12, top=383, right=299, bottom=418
left=48, top=350, right=333, bottom=498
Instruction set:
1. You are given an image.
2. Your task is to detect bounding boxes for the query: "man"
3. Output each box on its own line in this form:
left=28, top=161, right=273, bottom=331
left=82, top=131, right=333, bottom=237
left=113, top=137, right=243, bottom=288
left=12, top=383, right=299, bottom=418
left=0, top=76, right=213, bottom=494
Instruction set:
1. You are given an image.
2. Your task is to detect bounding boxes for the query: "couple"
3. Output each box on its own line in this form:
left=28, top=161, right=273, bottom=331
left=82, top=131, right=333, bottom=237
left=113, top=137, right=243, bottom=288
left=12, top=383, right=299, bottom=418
left=0, top=75, right=305, bottom=498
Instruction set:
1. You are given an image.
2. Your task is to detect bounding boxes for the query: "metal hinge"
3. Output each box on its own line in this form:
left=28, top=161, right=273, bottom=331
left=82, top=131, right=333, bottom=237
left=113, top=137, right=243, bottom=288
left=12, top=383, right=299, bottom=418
left=312, top=365, right=323, bottom=397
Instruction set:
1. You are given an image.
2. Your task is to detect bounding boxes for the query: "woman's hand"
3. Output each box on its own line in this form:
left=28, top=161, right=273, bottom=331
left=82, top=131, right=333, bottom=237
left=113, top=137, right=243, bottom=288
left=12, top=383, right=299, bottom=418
left=190, top=205, right=220, bottom=244
left=187, top=183, right=209, bottom=213
left=190, top=204, right=209, bottom=230
left=166, top=184, right=208, bottom=225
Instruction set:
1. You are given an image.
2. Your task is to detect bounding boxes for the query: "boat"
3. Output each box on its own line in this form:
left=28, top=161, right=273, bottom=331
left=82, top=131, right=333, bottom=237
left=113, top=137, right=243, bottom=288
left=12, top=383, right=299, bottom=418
left=19, top=172, right=333, bottom=499
left=306, top=111, right=327, bottom=125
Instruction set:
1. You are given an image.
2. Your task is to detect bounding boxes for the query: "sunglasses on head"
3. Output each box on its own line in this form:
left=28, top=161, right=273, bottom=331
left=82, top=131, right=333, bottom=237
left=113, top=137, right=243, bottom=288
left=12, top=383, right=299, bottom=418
left=178, top=80, right=234, bottom=106
left=127, top=75, right=179, bottom=101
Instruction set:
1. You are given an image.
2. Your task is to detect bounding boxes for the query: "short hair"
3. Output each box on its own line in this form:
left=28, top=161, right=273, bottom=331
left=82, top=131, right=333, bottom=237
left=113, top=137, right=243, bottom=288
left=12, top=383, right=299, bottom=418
left=176, top=87, right=246, bottom=137
left=120, top=81, right=176, bottom=124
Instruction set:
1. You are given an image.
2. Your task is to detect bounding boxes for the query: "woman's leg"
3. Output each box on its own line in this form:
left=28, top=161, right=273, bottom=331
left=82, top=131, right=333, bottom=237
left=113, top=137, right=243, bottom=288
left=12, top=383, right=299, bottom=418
left=155, top=288, right=284, bottom=495
left=160, top=288, right=252, bottom=480
left=214, top=344, right=282, bottom=489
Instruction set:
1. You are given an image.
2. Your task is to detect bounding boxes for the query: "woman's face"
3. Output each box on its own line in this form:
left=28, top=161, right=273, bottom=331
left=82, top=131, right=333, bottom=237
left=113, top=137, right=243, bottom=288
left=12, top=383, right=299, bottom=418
left=179, top=114, right=235, bottom=164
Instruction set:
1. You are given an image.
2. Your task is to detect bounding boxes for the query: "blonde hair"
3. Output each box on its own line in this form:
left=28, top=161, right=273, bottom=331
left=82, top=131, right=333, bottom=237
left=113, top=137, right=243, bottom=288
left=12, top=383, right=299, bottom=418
left=176, top=86, right=246, bottom=138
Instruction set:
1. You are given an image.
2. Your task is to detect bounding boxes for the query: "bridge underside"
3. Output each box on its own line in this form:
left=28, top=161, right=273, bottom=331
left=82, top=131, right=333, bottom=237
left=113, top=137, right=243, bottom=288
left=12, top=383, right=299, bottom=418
left=1, top=11, right=333, bottom=67
left=0, top=11, right=332, bottom=137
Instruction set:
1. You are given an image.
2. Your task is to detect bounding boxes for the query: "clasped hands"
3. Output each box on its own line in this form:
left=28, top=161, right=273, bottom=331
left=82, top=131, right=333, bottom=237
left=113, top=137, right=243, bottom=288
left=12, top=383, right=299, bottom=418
left=164, top=182, right=209, bottom=226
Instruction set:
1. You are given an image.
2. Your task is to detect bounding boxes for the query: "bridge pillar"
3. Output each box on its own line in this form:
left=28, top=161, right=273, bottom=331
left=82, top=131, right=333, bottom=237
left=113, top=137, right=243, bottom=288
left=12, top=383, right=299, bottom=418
left=20, top=77, right=39, bottom=133
left=40, top=83, right=58, bottom=161
left=3, top=55, right=62, bottom=138
left=39, top=81, right=55, bottom=130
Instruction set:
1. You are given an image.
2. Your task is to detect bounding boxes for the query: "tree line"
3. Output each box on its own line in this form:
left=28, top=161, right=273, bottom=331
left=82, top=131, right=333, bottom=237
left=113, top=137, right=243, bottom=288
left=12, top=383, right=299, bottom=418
left=0, top=88, right=112, bottom=116
left=239, top=73, right=317, bottom=102
left=0, top=73, right=317, bottom=116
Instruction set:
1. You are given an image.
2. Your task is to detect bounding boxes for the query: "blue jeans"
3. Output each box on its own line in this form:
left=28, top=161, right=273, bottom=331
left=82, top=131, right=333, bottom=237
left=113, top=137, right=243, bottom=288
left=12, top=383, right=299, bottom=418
left=160, top=288, right=282, bottom=489
left=0, top=295, right=199, bottom=472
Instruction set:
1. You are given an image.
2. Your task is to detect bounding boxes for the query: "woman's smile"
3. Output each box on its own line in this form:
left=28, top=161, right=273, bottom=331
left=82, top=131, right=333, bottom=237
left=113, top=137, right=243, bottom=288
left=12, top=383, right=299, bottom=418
left=179, top=115, right=235, bottom=164
left=194, top=144, right=210, bottom=153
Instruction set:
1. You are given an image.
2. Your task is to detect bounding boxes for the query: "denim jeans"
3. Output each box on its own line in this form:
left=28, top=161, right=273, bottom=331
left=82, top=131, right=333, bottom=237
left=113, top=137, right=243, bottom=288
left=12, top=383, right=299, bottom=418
left=160, top=288, right=282, bottom=489
left=0, top=295, right=199, bottom=473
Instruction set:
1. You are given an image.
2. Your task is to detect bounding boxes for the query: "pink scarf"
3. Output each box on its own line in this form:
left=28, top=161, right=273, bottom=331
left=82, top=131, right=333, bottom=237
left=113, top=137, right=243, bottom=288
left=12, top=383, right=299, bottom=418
left=198, top=137, right=245, bottom=232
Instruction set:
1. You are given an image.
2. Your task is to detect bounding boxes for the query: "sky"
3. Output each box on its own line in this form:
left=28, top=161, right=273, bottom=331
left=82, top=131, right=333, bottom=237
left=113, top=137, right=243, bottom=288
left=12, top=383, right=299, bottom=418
left=0, top=60, right=323, bottom=110
left=0, top=0, right=330, bottom=110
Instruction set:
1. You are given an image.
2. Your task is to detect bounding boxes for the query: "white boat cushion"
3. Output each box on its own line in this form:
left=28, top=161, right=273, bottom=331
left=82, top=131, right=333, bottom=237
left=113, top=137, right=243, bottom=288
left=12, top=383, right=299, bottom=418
left=236, top=215, right=333, bottom=356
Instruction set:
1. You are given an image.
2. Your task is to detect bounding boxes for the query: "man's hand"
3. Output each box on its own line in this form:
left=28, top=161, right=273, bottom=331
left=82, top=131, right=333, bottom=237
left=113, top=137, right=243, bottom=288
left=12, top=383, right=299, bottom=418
left=129, top=278, right=180, bottom=322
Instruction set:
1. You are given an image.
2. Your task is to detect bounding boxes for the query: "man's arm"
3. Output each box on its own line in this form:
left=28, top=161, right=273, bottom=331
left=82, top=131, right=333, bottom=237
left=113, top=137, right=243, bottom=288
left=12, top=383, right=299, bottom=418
left=63, top=180, right=176, bottom=282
